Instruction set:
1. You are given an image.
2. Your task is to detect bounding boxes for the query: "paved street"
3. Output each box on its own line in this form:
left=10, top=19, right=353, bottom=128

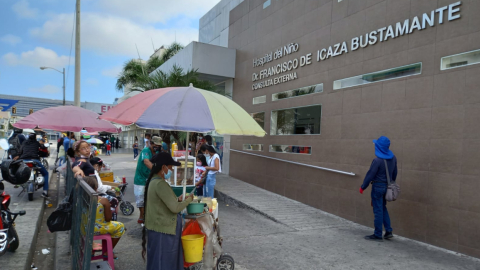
left=92, top=153, right=480, bottom=270
left=0, top=149, right=56, bottom=270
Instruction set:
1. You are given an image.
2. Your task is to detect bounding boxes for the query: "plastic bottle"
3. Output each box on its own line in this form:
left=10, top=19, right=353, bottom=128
left=171, top=142, right=178, bottom=157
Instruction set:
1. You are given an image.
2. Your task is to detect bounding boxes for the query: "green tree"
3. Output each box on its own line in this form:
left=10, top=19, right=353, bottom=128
left=131, top=65, right=216, bottom=93
left=116, top=42, right=185, bottom=92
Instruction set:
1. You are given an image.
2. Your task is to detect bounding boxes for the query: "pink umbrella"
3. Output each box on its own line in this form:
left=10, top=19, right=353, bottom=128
left=13, top=106, right=117, bottom=133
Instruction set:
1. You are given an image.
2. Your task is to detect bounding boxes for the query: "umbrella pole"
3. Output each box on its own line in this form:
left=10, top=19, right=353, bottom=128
left=182, top=131, right=189, bottom=200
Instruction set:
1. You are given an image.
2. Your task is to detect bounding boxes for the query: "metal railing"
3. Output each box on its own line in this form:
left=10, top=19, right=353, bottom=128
left=65, top=161, right=98, bottom=270
left=230, top=149, right=356, bottom=176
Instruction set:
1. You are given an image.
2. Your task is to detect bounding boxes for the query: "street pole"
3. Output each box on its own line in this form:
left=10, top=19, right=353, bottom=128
left=62, top=67, right=66, bottom=106
left=74, top=0, right=81, bottom=107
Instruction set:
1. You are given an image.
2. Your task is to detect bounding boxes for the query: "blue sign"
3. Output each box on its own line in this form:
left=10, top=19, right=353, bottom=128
left=0, top=99, right=19, bottom=111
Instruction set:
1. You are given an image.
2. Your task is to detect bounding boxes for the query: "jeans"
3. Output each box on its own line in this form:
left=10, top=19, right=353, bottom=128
left=371, top=184, right=392, bottom=238
left=203, top=174, right=216, bottom=198
left=23, top=159, right=49, bottom=191
left=134, top=149, right=139, bottom=159
left=58, top=156, right=66, bottom=167
left=106, top=150, right=111, bottom=155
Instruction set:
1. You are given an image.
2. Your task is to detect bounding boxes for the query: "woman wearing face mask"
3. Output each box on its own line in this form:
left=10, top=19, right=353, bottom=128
left=202, top=145, right=221, bottom=198
left=72, top=141, right=96, bottom=177
left=141, top=152, right=194, bottom=270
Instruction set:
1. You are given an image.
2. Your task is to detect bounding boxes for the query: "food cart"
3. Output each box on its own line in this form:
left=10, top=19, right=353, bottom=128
left=99, top=85, right=267, bottom=270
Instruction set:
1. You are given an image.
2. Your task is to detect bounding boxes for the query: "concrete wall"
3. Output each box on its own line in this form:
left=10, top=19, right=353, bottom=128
left=199, top=0, right=244, bottom=47
left=154, top=42, right=236, bottom=79
left=228, top=0, right=480, bottom=258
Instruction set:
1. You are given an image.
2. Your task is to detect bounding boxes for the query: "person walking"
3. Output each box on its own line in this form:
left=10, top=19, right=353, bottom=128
left=133, top=137, right=139, bottom=160
left=115, top=136, right=119, bottom=150
left=144, top=133, right=151, bottom=149
left=134, top=136, right=162, bottom=224
left=110, top=136, right=115, bottom=153
left=359, top=136, right=397, bottom=241
left=141, top=152, right=193, bottom=270
left=201, top=145, right=221, bottom=198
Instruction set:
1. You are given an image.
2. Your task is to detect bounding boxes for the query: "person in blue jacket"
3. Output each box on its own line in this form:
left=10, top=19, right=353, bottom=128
left=359, top=136, right=397, bottom=241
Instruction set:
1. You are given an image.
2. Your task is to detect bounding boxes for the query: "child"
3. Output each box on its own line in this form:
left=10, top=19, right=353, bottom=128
left=106, top=143, right=111, bottom=156
left=194, top=154, right=208, bottom=196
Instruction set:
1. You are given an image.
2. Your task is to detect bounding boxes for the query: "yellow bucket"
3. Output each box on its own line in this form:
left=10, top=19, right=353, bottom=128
left=181, top=234, right=205, bottom=263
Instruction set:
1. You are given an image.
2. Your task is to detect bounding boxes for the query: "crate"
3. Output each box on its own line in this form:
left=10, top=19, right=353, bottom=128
left=99, top=172, right=114, bottom=182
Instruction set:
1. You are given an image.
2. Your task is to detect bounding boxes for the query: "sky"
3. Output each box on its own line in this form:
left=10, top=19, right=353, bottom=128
left=0, top=0, right=221, bottom=104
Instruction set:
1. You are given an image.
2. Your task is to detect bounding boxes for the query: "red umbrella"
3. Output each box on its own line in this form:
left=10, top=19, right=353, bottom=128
left=13, top=106, right=117, bottom=133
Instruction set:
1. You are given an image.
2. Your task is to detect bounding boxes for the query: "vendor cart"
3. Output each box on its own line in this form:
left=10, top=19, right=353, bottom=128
left=182, top=209, right=234, bottom=270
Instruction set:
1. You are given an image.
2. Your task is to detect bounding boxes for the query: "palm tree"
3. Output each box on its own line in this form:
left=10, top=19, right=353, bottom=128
left=131, top=65, right=216, bottom=93
left=116, top=42, right=185, bottom=92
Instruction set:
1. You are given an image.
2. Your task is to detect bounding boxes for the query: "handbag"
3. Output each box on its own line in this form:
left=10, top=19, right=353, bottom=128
left=384, top=159, right=400, bottom=202
left=47, top=189, right=74, bottom=232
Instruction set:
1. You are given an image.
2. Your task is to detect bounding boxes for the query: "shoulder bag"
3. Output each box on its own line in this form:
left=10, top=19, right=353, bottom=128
left=384, top=159, right=400, bottom=202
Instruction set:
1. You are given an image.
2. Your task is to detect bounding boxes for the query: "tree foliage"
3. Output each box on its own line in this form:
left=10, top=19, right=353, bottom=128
left=116, top=42, right=185, bottom=92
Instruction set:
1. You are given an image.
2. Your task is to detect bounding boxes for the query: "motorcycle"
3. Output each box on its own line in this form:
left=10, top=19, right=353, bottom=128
left=0, top=180, right=26, bottom=257
left=21, top=161, right=45, bottom=201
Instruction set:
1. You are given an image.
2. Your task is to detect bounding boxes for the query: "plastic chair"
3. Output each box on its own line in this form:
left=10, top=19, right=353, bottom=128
left=91, top=234, right=115, bottom=270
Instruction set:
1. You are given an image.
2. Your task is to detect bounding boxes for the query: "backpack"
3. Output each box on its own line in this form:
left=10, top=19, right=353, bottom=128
left=7, top=135, right=21, bottom=158
left=384, top=159, right=400, bottom=202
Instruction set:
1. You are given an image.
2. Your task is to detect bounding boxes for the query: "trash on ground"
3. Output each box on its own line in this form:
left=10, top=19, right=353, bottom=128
left=42, top=248, right=50, bottom=254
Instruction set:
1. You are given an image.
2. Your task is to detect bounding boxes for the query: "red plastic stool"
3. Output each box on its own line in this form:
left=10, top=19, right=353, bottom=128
left=91, top=235, right=115, bottom=270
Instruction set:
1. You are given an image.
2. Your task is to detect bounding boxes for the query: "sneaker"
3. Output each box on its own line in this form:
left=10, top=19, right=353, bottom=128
left=384, top=232, right=394, bottom=239
left=364, top=234, right=383, bottom=241
left=41, top=191, right=50, bottom=198
left=137, top=218, right=144, bottom=224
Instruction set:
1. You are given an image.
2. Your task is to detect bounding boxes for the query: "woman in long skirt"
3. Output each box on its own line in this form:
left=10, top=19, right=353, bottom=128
left=141, top=152, right=194, bottom=270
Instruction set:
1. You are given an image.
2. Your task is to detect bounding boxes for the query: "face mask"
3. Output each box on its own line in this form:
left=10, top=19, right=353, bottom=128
left=164, top=168, right=173, bottom=180
left=153, top=146, right=160, bottom=153
left=196, top=162, right=202, bottom=166
left=204, top=153, right=210, bottom=158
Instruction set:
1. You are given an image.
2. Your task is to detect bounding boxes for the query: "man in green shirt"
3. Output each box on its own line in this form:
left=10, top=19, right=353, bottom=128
left=134, top=135, right=163, bottom=223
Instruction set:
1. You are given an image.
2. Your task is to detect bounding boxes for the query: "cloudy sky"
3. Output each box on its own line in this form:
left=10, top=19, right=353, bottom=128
left=0, top=0, right=220, bottom=103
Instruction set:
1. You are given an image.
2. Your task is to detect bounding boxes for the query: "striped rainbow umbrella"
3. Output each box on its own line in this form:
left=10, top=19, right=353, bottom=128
left=100, top=85, right=266, bottom=198
left=86, top=138, right=103, bottom=144
left=99, top=85, right=265, bottom=137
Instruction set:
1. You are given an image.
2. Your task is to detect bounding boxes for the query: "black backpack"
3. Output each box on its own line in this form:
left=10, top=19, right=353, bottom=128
left=7, top=135, right=21, bottom=158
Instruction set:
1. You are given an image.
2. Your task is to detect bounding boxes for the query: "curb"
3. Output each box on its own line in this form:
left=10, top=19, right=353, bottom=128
left=53, top=169, right=71, bottom=270
left=214, top=188, right=281, bottom=224
left=24, top=155, right=56, bottom=270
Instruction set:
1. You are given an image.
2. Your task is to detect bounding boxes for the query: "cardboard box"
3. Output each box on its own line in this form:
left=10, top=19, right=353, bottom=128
left=99, top=172, right=114, bottom=182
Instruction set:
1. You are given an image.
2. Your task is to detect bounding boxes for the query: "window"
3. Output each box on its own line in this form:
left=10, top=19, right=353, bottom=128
left=269, top=145, right=312, bottom=154
left=253, top=95, right=266, bottom=105
left=263, top=0, right=271, bottom=9
left=250, top=112, right=265, bottom=130
left=270, top=105, right=322, bottom=135
left=272, top=84, right=323, bottom=101
left=334, top=63, right=422, bottom=90
left=441, top=49, right=480, bottom=70
left=243, top=144, right=264, bottom=151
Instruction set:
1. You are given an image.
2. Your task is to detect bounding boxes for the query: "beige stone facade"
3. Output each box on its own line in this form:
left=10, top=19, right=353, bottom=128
left=228, top=0, right=480, bottom=258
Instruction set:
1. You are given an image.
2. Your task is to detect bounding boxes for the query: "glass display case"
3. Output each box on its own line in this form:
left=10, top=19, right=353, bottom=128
left=171, top=156, right=196, bottom=187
